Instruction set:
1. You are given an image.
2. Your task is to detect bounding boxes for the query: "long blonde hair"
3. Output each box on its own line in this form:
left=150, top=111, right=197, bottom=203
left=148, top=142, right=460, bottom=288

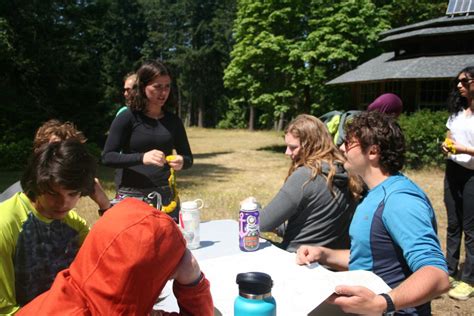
left=285, top=114, right=361, bottom=198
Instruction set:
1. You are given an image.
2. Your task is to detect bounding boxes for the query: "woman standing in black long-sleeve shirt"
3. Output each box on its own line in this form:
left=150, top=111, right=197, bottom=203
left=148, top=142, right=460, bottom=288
left=102, top=60, right=193, bottom=221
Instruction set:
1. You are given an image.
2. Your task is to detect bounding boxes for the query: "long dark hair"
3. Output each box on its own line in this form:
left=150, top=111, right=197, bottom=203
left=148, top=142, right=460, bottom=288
left=447, top=66, right=474, bottom=115
left=130, top=60, right=177, bottom=113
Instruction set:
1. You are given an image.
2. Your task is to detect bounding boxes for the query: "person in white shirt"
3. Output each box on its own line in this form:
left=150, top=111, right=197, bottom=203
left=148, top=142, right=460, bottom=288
left=441, top=66, right=474, bottom=300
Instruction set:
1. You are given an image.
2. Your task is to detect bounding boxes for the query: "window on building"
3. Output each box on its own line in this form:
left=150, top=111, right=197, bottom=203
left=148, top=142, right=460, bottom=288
left=384, top=81, right=402, bottom=97
left=419, top=80, right=450, bottom=111
left=360, top=83, right=379, bottom=106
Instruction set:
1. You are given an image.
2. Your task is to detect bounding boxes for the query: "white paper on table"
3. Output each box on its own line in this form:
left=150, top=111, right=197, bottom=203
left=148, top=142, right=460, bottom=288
left=156, top=220, right=391, bottom=315
left=199, top=246, right=391, bottom=316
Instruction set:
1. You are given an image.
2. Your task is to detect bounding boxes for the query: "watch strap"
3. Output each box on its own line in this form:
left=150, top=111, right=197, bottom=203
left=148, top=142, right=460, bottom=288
left=98, top=206, right=111, bottom=216
left=380, top=293, right=396, bottom=315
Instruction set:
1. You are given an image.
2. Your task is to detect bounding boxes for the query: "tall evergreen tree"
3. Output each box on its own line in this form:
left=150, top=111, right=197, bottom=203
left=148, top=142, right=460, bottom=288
left=140, top=0, right=235, bottom=127
left=0, top=0, right=109, bottom=142
left=96, top=0, right=147, bottom=118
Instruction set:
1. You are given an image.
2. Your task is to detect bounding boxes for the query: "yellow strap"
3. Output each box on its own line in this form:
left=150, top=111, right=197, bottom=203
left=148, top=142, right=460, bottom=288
left=162, top=156, right=179, bottom=213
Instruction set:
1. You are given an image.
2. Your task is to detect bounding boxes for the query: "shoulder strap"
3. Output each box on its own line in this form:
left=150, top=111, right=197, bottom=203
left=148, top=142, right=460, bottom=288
left=319, top=110, right=343, bottom=124
left=335, top=110, right=362, bottom=146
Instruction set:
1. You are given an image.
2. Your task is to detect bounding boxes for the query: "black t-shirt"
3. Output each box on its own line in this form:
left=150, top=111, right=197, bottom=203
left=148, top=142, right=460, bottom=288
left=102, top=109, right=193, bottom=188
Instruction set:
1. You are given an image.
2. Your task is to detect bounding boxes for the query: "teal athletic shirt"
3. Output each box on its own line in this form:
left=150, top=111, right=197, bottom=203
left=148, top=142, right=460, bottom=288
left=349, top=173, right=447, bottom=315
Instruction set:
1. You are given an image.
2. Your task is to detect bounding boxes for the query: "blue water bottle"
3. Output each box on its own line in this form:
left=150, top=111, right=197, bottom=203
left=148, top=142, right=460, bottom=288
left=234, top=272, right=276, bottom=316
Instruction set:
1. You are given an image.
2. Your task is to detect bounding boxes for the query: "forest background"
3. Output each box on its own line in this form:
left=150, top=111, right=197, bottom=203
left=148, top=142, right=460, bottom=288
left=0, top=0, right=449, bottom=169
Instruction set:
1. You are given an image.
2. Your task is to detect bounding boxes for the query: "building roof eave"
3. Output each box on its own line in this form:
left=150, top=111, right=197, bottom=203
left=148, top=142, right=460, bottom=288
left=380, top=15, right=474, bottom=37
left=380, top=24, right=474, bottom=43
left=326, top=52, right=474, bottom=85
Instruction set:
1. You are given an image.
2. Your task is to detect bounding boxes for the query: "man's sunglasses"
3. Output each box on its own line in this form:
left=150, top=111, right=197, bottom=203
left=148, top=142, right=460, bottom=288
left=343, top=138, right=360, bottom=152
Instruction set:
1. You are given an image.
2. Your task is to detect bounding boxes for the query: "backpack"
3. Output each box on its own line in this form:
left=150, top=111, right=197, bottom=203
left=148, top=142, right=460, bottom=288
left=319, top=110, right=362, bottom=147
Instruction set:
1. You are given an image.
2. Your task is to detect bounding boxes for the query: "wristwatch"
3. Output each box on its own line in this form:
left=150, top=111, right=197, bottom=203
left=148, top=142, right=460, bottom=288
left=98, top=206, right=111, bottom=216
left=380, top=293, right=396, bottom=316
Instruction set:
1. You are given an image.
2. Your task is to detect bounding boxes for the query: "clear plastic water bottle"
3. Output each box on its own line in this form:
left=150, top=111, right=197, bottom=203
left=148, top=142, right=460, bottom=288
left=234, top=272, right=276, bottom=316
left=179, top=199, right=203, bottom=249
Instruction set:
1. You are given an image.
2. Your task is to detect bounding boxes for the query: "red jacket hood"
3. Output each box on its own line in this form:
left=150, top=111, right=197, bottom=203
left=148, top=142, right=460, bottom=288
left=18, top=198, right=186, bottom=315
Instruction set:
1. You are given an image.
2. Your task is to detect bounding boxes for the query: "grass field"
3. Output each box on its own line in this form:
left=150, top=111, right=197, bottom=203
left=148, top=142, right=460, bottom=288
left=1, top=127, right=472, bottom=314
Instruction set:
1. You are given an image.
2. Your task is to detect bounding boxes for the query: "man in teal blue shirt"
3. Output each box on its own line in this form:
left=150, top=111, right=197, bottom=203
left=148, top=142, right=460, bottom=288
left=297, top=111, right=449, bottom=315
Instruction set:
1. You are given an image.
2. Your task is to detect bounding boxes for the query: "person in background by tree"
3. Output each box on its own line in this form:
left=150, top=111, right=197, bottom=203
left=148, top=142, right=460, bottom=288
left=113, top=73, right=138, bottom=190
left=441, top=66, right=474, bottom=300
left=0, top=140, right=111, bottom=314
left=17, top=198, right=213, bottom=316
left=243, top=114, right=362, bottom=252
left=102, top=60, right=193, bottom=222
left=0, top=119, right=107, bottom=205
left=297, top=111, right=449, bottom=315
left=367, top=93, right=403, bottom=118
left=116, top=72, right=137, bottom=117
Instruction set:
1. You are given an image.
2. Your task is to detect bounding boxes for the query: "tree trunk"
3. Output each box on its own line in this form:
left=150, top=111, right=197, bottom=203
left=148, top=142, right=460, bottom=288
left=177, top=85, right=182, bottom=118
left=198, top=94, right=204, bottom=127
left=277, top=112, right=285, bottom=131
left=248, top=105, right=255, bottom=131
left=186, top=101, right=192, bottom=127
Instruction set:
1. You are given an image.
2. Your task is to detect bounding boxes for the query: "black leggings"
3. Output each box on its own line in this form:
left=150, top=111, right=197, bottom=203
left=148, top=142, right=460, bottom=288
left=444, top=160, right=474, bottom=284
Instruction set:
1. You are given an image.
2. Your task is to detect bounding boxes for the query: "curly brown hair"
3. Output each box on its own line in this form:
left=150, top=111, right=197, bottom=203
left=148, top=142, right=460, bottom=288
left=345, top=111, right=405, bottom=175
left=33, top=119, right=86, bottom=153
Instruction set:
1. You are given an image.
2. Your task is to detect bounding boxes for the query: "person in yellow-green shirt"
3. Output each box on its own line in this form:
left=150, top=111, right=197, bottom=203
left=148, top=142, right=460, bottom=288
left=0, top=140, right=109, bottom=314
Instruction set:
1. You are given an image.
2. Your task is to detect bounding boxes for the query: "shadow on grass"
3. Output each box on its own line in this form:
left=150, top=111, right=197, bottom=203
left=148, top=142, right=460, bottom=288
left=193, top=151, right=233, bottom=159
left=257, top=145, right=285, bottom=154
left=97, top=159, right=235, bottom=192
left=178, top=162, right=237, bottom=188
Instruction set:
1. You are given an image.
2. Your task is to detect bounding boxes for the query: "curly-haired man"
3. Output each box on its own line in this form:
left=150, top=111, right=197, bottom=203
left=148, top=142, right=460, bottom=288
left=297, top=111, right=449, bottom=315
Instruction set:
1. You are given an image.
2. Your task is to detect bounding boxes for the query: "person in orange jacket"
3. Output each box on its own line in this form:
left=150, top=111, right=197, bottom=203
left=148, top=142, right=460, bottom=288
left=17, top=198, right=213, bottom=315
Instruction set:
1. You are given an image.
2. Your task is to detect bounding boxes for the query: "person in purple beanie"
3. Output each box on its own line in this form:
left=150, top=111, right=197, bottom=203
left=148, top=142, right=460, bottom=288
left=367, top=93, right=403, bottom=117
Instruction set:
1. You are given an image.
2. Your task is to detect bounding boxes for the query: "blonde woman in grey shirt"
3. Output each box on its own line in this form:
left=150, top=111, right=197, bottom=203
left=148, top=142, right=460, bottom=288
left=245, top=114, right=362, bottom=252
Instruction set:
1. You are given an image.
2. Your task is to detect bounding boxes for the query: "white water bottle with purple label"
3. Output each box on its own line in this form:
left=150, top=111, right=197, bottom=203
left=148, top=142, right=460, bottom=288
left=239, top=201, right=260, bottom=252
left=179, top=199, right=203, bottom=249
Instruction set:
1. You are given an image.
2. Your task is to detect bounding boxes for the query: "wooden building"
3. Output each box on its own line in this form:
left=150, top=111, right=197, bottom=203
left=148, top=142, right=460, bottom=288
left=327, top=0, right=474, bottom=112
